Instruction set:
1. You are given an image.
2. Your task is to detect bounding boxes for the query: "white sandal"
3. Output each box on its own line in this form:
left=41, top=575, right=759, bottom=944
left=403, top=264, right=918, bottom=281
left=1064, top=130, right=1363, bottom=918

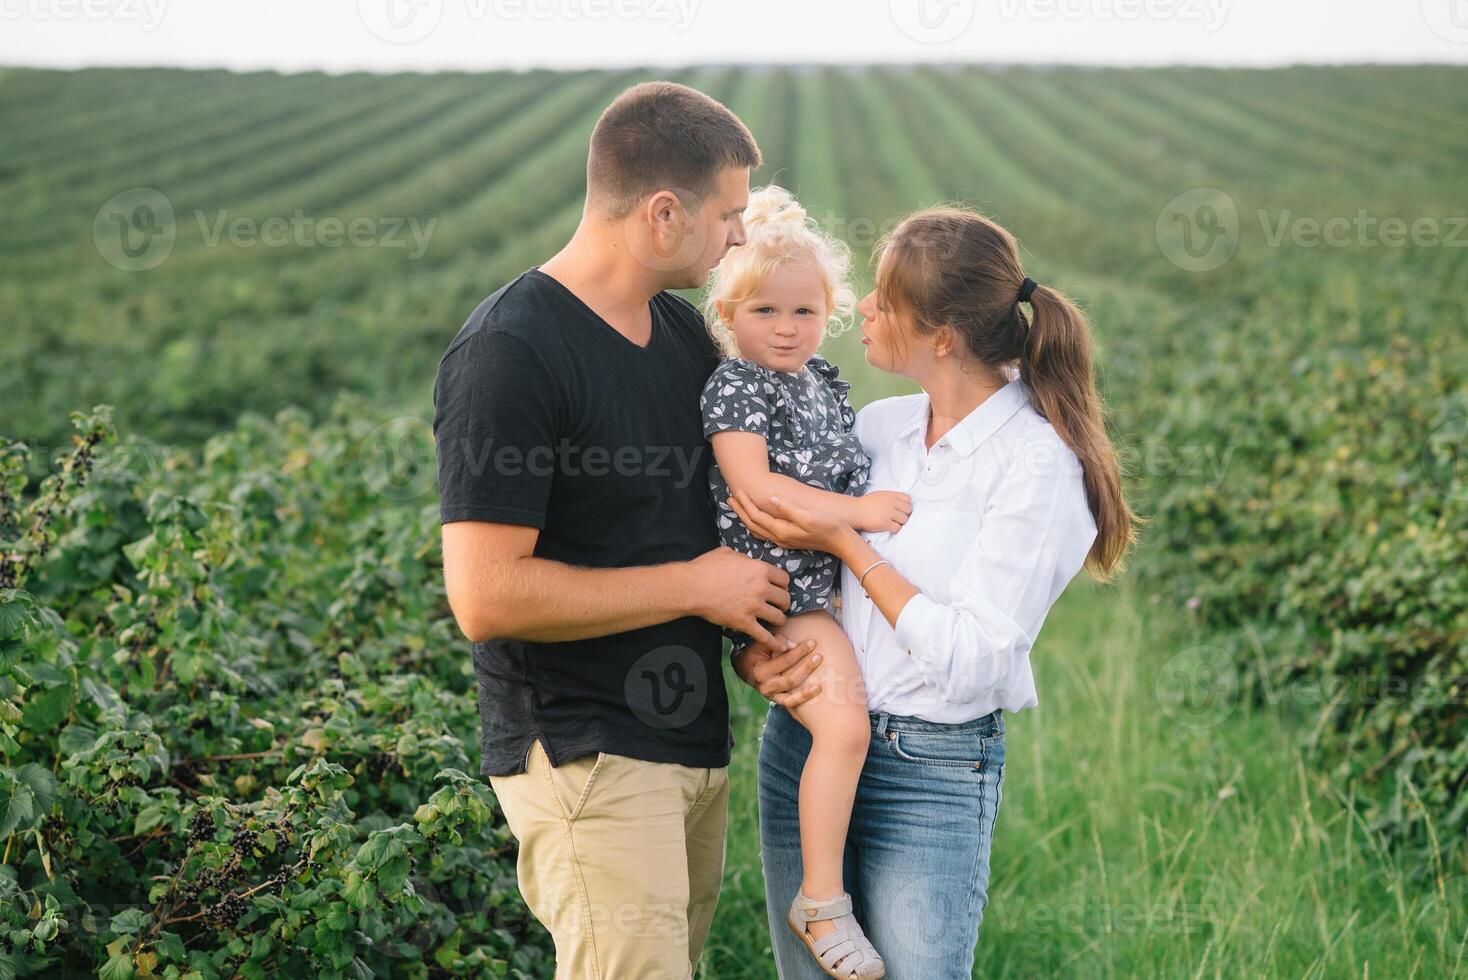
left=786, top=890, right=886, bottom=979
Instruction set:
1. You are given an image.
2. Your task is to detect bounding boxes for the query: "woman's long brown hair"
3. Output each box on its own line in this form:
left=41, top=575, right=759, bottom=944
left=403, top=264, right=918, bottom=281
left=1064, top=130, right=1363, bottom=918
left=876, top=205, right=1137, bottom=579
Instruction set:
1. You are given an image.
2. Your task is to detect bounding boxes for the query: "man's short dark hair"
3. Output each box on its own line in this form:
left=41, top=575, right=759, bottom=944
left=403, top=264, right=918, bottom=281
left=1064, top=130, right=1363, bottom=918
left=586, top=81, right=762, bottom=217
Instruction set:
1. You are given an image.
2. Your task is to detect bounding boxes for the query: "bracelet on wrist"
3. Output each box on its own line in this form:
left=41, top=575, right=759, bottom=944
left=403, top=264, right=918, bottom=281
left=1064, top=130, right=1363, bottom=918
left=857, top=558, right=889, bottom=592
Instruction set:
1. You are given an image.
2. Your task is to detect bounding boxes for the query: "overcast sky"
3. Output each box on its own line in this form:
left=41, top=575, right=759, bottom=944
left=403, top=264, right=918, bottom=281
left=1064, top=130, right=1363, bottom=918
left=3, top=0, right=1467, bottom=72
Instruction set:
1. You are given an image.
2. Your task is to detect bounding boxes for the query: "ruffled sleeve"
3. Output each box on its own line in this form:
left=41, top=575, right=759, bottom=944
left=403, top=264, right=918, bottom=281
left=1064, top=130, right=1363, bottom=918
left=806, top=353, right=870, bottom=496
left=701, top=357, right=786, bottom=440
left=808, top=353, right=857, bottom=430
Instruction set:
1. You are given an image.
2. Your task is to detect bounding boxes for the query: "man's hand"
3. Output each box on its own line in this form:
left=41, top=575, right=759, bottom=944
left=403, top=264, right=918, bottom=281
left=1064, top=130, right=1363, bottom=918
left=685, top=546, right=791, bottom=647
left=730, top=634, right=824, bottom=709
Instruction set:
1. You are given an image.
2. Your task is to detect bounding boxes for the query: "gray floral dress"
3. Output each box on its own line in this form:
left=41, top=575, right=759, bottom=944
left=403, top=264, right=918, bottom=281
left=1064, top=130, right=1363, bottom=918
left=700, top=353, right=871, bottom=651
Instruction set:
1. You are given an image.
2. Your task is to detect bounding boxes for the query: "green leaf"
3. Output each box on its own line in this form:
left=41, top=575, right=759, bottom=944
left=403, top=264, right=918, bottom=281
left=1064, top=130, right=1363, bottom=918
left=108, top=908, right=150, bottom=935
left=16, top=763, right=57, bottom=814
left=0, top=600, right=31, bottom=642
left=341, top=870, right=374, bottom=911
left=0, top=783, right=34, bottom=837
left=20, top=684, right=70, bottom=731
left=155, top=931, right=186, bottom=962
left=99, top=952, right=135, bottom=980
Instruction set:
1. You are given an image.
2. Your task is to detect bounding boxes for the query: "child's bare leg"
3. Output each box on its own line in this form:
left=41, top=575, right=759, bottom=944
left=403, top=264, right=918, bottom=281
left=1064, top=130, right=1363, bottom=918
left=779, top=609, right=871, bottom=944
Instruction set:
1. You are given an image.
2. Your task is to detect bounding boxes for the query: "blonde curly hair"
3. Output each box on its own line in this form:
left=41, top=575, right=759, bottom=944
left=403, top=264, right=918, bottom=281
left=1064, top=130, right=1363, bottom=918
left=702, top=184, right=857, bottom=359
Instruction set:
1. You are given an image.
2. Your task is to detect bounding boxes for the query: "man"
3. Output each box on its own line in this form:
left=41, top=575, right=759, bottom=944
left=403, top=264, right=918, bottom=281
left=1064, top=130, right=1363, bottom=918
left=433, top=81, right=819, bottom=979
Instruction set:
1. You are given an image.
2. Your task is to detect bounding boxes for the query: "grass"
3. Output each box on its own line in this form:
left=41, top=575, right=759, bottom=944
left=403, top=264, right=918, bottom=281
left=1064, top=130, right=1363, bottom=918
left=700, top=583, right=1467, bottom=978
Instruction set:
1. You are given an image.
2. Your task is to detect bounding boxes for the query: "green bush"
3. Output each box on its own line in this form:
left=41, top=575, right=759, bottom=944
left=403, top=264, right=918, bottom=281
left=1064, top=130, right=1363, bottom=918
left=0, top=403, right=555, bottom=978
left=1124, top=246, right=1467, bottom=850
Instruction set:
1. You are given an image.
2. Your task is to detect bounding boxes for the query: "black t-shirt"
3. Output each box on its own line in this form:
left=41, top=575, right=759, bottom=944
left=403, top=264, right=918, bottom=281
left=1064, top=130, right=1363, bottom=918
left=433, top=267, right=729, bottom=776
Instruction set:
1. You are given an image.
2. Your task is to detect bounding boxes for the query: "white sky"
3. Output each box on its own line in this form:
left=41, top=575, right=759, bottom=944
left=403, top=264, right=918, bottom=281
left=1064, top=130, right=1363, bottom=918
left=2, top=0, right=1467, bottom=72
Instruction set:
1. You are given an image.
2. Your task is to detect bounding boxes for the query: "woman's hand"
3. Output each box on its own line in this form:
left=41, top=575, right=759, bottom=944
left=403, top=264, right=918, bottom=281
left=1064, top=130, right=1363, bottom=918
left=728, top=489, right=858, bottom=557
left=731, top=633, right=824, bottom=709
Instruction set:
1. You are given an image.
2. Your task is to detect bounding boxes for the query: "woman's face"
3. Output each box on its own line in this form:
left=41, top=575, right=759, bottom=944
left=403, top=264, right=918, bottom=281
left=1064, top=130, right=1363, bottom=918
left=855, top=287, right=895, bottom=373
left=858, top=258, right=917, bottom=376
left=859, top=251, right=947, bottom=381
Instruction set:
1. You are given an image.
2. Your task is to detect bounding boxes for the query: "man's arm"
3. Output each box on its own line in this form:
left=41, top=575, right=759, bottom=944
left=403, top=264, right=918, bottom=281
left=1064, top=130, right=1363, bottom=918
left=441, top=520, right=792, bottom=645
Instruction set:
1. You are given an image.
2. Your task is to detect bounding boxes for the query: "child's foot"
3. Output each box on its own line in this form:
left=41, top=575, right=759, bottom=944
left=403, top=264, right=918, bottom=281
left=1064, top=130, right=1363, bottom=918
left=786, top=890, right=885, bottom=979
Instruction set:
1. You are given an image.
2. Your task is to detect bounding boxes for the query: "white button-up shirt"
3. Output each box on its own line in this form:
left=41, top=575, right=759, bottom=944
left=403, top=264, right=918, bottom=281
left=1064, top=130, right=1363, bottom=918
left=838, top=379, right=1098, bottom=722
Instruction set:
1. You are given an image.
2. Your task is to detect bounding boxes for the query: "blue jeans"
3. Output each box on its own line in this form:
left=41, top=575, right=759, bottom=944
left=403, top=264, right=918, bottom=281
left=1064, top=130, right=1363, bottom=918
left=756, top=702, right=1006, bottom=980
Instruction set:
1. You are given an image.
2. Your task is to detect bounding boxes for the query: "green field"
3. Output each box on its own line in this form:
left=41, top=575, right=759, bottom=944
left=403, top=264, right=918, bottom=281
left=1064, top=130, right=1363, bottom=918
left=2, top=65, right=1465, bottom=977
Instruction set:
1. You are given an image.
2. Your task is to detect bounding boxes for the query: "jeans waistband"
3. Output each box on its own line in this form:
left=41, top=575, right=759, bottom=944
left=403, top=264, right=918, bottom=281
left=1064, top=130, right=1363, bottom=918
left=868, top=708, right=1003, bottom=739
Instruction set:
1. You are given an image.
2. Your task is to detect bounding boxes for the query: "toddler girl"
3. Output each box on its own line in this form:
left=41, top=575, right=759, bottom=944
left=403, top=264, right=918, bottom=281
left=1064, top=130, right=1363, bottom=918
left=700, top=184, right=910, bottom=980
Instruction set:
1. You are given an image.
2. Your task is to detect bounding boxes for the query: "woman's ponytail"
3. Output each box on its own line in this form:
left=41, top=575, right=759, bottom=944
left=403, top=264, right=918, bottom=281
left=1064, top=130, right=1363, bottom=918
left=1021, top=284, right=1136, bottom=578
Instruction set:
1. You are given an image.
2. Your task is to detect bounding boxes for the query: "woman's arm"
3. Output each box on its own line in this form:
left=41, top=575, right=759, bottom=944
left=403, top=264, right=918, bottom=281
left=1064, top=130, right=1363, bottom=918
left=827, top=526, right=918, bottom=629
left=730, top=463, right=1095, bottom=706
left=837, top=476, right=1093, bottom=705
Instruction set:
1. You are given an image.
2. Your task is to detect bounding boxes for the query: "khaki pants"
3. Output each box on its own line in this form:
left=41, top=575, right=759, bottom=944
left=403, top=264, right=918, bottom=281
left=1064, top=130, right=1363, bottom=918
left=487, top=738, right=730, bottom=980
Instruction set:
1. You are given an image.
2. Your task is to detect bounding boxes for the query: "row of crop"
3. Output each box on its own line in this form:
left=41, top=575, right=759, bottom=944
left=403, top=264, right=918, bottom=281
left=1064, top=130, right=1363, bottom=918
left=0, top=73, right=396, bottom=247
left=1, top=70, right=334, bottom=175
left=1, top=70, right=662, bottom=446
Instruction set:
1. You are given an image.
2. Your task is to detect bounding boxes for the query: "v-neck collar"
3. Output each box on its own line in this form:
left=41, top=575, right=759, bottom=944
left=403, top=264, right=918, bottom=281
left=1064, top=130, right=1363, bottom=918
left=528, top=266, right=660, bottom=354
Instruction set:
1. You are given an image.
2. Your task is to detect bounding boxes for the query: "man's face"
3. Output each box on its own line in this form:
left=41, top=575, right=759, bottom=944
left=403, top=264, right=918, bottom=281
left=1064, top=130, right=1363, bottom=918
left=683, top=166, right=751, bottom=286
left=625, top=166, right=749, bottom=291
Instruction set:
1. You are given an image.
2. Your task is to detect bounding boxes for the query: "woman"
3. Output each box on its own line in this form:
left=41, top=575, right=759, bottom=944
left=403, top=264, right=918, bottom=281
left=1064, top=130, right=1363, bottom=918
left=728, top=205, right=1137, bottom=979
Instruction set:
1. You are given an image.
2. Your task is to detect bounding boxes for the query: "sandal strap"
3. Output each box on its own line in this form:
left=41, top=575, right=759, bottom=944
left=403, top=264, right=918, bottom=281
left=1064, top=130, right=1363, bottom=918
left=816, top=927, right=878, bottom=958
left=791, top=891, right=854, bottom=922
left=814, top=931, right=862, bottom=959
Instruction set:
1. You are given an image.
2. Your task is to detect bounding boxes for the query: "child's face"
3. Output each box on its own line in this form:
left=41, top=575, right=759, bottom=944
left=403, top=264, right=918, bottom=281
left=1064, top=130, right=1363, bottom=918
left=723, top=261, right=829, bottom=374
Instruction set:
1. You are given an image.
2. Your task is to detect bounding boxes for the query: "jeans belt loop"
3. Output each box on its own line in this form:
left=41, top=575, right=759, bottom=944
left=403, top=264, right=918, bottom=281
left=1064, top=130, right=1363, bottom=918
left=874, top=711, right=891, bottom=740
